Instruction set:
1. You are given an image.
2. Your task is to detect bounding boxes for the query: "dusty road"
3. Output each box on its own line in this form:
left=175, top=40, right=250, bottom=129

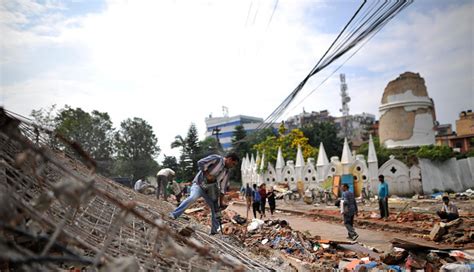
left=228, top=201, right=405, bottom=253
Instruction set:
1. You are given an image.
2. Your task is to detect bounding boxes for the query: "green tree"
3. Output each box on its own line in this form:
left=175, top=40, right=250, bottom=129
left=254, top=128, right=317, bottom=166
left=231, top=125, right=250, bottom=159
left=113, top=117, right=160, bottom=180
left=30, top=104, right=59, bottom=147
left=185, top=123, right=200, bottom=172
left=199, top=136, right=221, bottom=158
left=231, top=125, right=250, bottom=183
left=416, top=145, right=454, bottom=162
left=171, top=135, right=187, bottom=181
left=54, top=106, right=115, bottom=176
left=171, top=124, right=201, bottom=181
left=161, top=155, right=179, bottom=175
left=30, top=104, right=58, bottom=130
left=246, top=127, right=276, bottom=154
left=301, top=122, right=344, bottom=158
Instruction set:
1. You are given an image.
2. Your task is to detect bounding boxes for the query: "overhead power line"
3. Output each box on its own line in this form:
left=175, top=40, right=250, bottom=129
left=233, top=0, right=413, bottom=146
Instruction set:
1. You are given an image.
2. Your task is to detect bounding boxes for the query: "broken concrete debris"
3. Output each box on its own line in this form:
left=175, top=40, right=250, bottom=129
left=0, top=110, right=271, bottom=271
left=429, top=218, right=473, bottom=245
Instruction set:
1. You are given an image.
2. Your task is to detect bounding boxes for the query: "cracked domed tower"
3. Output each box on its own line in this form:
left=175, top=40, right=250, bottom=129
left=379, top=72, right=436, bottom=148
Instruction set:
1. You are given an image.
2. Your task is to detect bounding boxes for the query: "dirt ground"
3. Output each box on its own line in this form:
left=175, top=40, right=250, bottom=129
left=228, top=202, right=401, bottom=253
left=228, top=195, right=474, bottom=251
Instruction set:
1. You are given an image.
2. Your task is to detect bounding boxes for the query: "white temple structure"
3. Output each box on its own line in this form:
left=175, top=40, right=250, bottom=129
left=241, top=138, right=379, bottom=197
left=240, top=133, right=474, bottom=197
left=240, top=135, right=474, bottom=197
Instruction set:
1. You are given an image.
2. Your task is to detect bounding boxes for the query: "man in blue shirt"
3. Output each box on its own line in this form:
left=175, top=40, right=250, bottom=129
left=169, top=153, right=239, bottom=235
left=341, top=183, right=359, bottom=240
left=378, top=175, right=389, bottom=219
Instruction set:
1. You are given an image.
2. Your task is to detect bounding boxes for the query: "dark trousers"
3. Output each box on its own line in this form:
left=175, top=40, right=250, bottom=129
left=260, top=199, right=266, bottom=217
left=343, top=213, right=357, bottom=238
left=378, top=197, right=389, bottom=218
left=156, top=175, right=170, bottom=200
left=175, top=192, right=182, bottom=205
left=252, top=201, right=261, bottom=218
left=268, top=200, right=276, bottom=215
left=437, top=211, right=459, bottom=222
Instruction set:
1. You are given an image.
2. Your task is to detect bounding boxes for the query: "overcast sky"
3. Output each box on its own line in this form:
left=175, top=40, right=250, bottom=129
left=1, top=0, right=473, bottom=161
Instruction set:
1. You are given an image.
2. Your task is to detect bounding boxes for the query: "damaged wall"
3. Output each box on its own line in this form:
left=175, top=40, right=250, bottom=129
left=379, top=72, right=436, bottom=149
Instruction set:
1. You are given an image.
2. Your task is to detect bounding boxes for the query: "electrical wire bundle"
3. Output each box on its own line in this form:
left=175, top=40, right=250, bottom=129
left=256, top=0, right=413, bottom=131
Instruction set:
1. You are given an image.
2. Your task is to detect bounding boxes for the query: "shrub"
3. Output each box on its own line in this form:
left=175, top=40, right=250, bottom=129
left=416, top=145, right=454, bottom=162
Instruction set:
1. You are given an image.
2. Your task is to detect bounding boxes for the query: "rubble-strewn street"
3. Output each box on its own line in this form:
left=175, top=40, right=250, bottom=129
left=241, top=194, right=474, bottom=248
left=1, top=109, right=473, bottom=271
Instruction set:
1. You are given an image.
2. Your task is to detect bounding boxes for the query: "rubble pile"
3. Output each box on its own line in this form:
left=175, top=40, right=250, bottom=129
left=186, top=204, right=380, bottom=269
left=380, top=240, right=474, bottom=272
left=0, top=109, right=272, bottom=271
left=428, top=218, right=474, bottom=246
left=456, top=189, right=474, bottom=200
left=177, top=196, right=474, bottom=271
left=358, top=211, right=435, bottom=232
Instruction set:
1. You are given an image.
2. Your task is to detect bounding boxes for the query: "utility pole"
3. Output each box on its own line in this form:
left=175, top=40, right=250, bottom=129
left=212, top=127, right=222, bottom=150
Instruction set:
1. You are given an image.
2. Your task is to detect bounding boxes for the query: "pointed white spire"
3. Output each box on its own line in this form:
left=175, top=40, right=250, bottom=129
left=316, top=142, right=329, bottom=166
left=341, top=138, right=354, bottom=164
left=276, top=147, right=285, bottom=169
left=368, top=135, right=378, bottom=163
left=260, top=152, right=265, bottom=170
left=255, top=151, right=260, bottom=169
left=250, top=153, right=255, bottom=169
left=241, top=155, right=247, bottom=171
left=295, top=145, right=305, bottom=168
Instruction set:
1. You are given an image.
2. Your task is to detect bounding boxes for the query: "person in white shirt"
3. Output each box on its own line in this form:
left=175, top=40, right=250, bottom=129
left=156, top=168, right=175, bottom=201
left=134, top=177, right=150, bottom=193
left=134, top=178, right=143, bottom=191
left=437, top=196, right=459, bottom=222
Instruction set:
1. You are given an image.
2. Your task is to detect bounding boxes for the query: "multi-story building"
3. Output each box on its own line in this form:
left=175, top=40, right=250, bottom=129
left=334, top=113, right=376, bottom=148
left=436, top=110, right=474, bottom=153
left=205, top=115, right=264, bottom=150
left=285, top=109, right=375, bottom=148
left=285, top=109, right=334, bottom=130
left=435, top=123, right=453, bottom=137
left=456, top=110, right=474, bottom=136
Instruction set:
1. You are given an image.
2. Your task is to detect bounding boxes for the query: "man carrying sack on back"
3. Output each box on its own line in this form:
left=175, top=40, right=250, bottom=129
left=169, top=153, right=239, bottom=235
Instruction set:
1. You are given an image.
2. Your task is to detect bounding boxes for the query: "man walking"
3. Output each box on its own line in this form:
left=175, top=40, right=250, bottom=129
left=244, top=183, right=253, bottom=219
left=252, top=183, right=261, bottom=219
left=378, top=175, right=389, bottom=219
left=156, top=168, right=175, bottom=201
left=341, top=183, right=359, bottom=240
left=169, top=153, right=239, bottom=235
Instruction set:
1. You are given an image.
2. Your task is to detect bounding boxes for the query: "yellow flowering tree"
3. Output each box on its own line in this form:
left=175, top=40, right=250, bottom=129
left=254, top=126, right=317, bottom=167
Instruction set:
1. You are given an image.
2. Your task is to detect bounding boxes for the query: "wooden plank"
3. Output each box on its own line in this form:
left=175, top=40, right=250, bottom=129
left=184, top=207, right=204, bottom=214
left=390, top=237, right=471, bottom=251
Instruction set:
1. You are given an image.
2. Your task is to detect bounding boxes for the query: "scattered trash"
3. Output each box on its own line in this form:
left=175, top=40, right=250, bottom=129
left=247, top=219, right=264, bottom=232
left=232, top=214, right=247, bottom=225
left=440, top=263, right=474, bottom=272
left=370, top=212, right=379, bottom=219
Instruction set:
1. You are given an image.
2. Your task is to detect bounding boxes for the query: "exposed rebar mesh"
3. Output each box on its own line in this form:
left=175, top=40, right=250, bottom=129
left=0, top=108, right=271, bottom=271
